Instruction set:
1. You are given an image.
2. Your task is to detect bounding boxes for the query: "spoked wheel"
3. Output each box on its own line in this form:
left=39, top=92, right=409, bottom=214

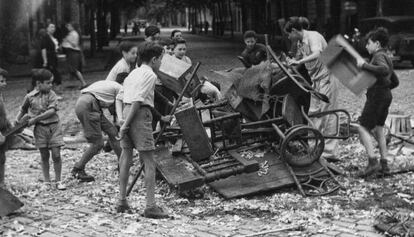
left=280, top=125, right=324, bottom=167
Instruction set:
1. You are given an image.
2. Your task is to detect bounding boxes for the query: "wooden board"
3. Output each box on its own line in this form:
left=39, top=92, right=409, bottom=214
left=209, top=151, right=326, bottom=199
left=157, top=54, right=201, bottom=98
left=153, top=146, right=204, bottom=191
left=175, top=106, right=213, bottom=161
left=0, top=188, right=24, bottom=216
left=320, top=35, right=376, bottom=96
left=228, top=150, right=259, bottom=173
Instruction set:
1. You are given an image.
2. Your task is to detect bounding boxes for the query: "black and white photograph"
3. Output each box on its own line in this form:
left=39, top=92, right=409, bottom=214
left=0, top=0, right=414, bottom=236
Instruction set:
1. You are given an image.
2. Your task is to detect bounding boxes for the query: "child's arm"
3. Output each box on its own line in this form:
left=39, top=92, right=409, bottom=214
left=28, top=108, right=57, bottom=126
left=118, top=101, right=141, bottom=139
left=15, top=95, right=30, bottom=122
left=360, top=54, right=389, bottom=77
left=41, top=49, right=47, bottom=67
left=28, top=92, right=59, bottom=126
left=115, top=91, right=124, bottom=126
left=296, top=38, right=323, bottom=64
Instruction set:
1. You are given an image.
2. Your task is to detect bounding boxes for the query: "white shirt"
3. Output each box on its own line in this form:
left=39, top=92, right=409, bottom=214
left=122, top=64, right=156, bottom=107
left=61, top=30, right=80, bottom=51
left=81, top=80, right=122, bottom=108
left=105, top=58, right=130, bottom=81
left=297, top=30, right=329, bottom=81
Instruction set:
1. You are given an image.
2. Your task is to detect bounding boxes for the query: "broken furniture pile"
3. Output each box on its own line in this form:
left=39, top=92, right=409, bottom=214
left=137, top=45, right=352, bottom=199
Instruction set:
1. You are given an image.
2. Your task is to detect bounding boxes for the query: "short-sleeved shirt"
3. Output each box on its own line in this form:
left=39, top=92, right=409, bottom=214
left=81, top=80, right=122, bottom=108
left=296, top=30, right=330, bottom=82
left=122, top=64, right=156, bottom=107
left=61, top=30, right=81, bottom=51
left=20, top=89, right=59, bottom=125
left=241, top=43, right=267, bottom=66
left=105, top=58, right=131, bottom=81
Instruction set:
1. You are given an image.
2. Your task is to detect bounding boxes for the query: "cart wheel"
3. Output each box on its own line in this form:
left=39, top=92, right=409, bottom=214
left=280, top=125, right=324, bottom=167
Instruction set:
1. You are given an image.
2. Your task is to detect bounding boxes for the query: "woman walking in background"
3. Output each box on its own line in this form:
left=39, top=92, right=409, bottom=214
left=41, top=23, right=62, bottom=90
left=62, top=23, right=87, bottom=88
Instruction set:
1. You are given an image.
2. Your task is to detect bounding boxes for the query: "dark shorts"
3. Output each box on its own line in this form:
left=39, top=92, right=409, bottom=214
left=75, top=93, right=118, bottom=144
left=34, top=122, right=64, bottom=148
left=120, top=106, right=155, bottom=151
left=359, top=88, right=392, bottom=130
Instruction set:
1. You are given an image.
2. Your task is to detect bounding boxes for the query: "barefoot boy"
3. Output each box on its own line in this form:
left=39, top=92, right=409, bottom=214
left=356, top=27, right=393, bottom=177
left=117, top=42, right=171, bottom=218
left=16, top=69, right=66, bottom=190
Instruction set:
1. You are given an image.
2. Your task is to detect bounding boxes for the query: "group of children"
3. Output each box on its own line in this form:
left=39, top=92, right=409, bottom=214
left=239, top=19, right=395, bottom=177
left=0, top=22, right=396, bottom=218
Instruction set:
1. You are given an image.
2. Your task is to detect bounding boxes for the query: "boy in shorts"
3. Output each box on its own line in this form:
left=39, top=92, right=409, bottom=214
left=117, top=42, right=171, bottom=218
left=356, top=27, right=393, bottom=177
left=16, top=69, right=66, bottom=190
left=0, top=68, right=12, bottom=189
left=72, top=74, right=127, bottom=182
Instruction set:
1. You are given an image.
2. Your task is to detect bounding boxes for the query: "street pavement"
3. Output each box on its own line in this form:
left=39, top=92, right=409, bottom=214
left=2, top=29, right=414, bottom=237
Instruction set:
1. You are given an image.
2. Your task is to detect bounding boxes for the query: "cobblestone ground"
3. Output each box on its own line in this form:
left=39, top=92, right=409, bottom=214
left=2, top=31, right=414, bottom=237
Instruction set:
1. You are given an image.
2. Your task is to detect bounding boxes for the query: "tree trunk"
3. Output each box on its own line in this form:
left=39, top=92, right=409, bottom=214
left=377, top=0, right=383, bottom=16
left=97, top=0, right=109, bottom=51
left=217, top=1, right=224, bottom=36
left=89, top=7, right=96, bottom=57
left=109, top=4, right=120, bottom=40
left=212, top=4, right=217, bottom=35
left=228, top=0, right=234, bottom=38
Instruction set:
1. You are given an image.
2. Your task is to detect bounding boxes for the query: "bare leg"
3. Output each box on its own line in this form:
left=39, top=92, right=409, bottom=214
left=74, top=141, right=103, bottom=170
left=0, top=150, right=5, bottom=187
left=108, top=136, right=122, bottom=159
left=39, top=148, right=51, bottom=182
left=374, top=126, right=388, bottom=160
left=141, top=150, right=156, bottom=208
left=357, top=125, right=375, bottom=158
left=119, top=148, right=133, bottom=201
left=51, top=147, right=62, bottom=182
left=75, top=71, right=87, bottom=87
left=357, top=125, right=381, bottom=177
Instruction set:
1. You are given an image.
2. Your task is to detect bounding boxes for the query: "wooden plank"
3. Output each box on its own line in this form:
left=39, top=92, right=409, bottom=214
left=153, top=146, right=204, bottom=191
left=175, top=106, right=213, bottom=161
left=320, top=35, right=376, bottom=96
left=228, top=150, right=259, bottom=173
left=0, top=188, right=24, bottom=216
left=209, top=151, right=328, bottom=199
left=171, top=139, right=183, bottom=156
left=209, top=152, right=294, bottom=198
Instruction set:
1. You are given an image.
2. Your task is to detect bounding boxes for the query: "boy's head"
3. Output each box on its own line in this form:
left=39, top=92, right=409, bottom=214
left=139, top=42, right=164, bottom=70
left=144, top=25, right=161, bottom=43
left=172, top=38, right=187, bottom=59
left=365, top=27, right=389, bottom=54
left=0, top=68, right=8, bottom=90
left=160, top=38, right=174, bottom=55
left=243, top=30, right=257, bottom=49
left=32, top=69, right=53, bottom=93
left=119, top=41, right=138, bottom=64
left=171, top=30, right=182, bottom=40
left=285, top=16, right=307, bottom=40
left=115, top=72, right=129, bottom=85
